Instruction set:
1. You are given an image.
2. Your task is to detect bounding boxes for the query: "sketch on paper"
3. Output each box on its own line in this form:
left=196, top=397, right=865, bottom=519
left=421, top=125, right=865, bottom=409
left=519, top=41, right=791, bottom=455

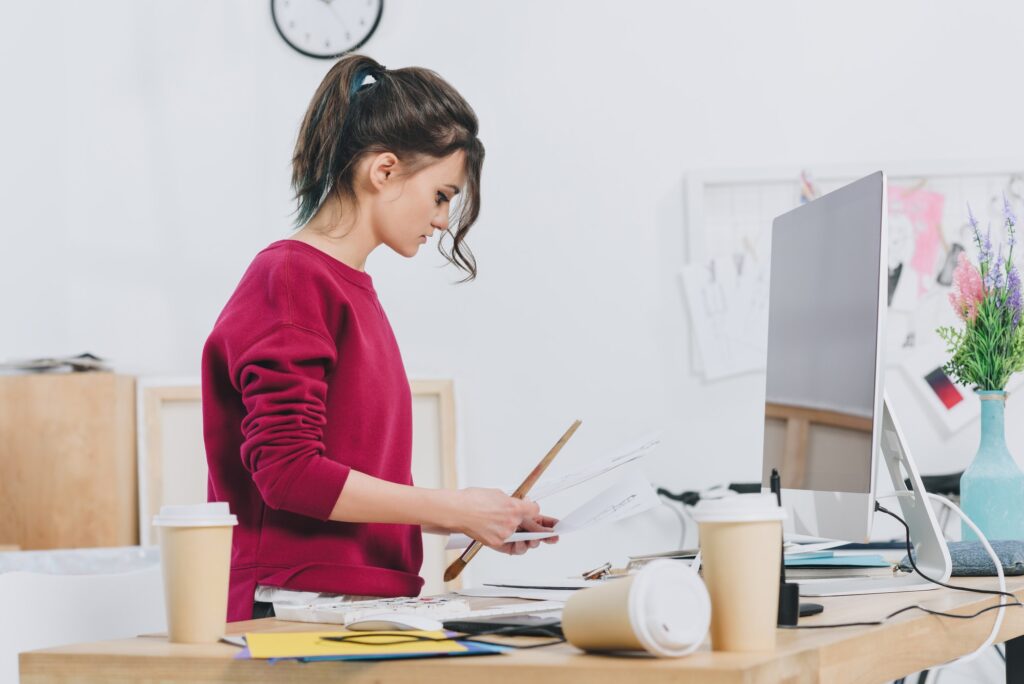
left=679, top=237, right=771, bottom=380
left=529, top=433, right=660, bottom=501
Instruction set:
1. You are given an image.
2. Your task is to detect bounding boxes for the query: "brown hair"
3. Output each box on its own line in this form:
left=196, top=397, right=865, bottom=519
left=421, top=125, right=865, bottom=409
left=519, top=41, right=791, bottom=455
left=292, top=54, right=484, bottom=280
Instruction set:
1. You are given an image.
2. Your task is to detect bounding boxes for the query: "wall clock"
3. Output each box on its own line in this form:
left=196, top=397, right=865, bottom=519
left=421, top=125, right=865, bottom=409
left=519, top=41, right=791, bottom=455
left=271, top=0, right=384, bottom=59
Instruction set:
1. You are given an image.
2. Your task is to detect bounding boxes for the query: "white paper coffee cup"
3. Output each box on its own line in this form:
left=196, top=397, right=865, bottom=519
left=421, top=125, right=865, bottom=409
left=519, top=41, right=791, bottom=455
left=692, top=493, right=785, bottom=652
left=562, top=560, right=710, bottom=657
left=153, top=502, right=238, bottom=643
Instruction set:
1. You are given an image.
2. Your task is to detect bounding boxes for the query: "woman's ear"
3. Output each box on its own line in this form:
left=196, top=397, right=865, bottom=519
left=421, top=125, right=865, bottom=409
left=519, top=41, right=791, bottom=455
left=367, top=152, right=399, bottom=193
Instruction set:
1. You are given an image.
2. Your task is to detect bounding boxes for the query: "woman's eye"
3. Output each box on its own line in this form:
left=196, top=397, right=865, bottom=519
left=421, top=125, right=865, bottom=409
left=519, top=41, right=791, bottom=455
left=435, top=191, right=449, bottom=205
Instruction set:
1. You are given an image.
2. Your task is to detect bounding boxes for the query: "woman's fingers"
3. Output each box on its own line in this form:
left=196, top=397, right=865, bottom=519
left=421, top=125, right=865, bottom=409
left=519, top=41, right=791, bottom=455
left=495, top=534, right=554, bottom=554
left=535, top=515, right=559, bottom=528
left=518, top=515, right=557, bottom=533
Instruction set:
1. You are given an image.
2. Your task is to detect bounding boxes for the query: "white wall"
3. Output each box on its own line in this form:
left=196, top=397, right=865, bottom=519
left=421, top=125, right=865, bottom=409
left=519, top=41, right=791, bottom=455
left=4, top=1, right=1024, bottom=592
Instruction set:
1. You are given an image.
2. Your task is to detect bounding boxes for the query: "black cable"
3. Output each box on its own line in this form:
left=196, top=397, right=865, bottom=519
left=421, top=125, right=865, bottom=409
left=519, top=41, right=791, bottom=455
left=875, top=502, right=1021, bottom=604
left=655, top=483, right=762, bottom=505
left=782, top=502, right=1021, bottom=630
left=468, top=634, right=567, bottom=650
left=655, top=487, right=701, bottom=506
left=783, top=597, right=1022, bottom=630
left=460, top=623, right=566, bottom=650
left=321, top=623, right=566, bottom=649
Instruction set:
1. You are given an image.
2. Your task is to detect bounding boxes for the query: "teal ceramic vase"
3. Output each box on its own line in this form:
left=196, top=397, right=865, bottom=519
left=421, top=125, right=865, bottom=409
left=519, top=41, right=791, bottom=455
left=961, top=391, right=1024, bottom=541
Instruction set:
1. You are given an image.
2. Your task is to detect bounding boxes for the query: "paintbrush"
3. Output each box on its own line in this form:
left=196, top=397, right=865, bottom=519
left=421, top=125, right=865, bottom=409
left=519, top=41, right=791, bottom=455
left=443, top=419, right=582, bottom=582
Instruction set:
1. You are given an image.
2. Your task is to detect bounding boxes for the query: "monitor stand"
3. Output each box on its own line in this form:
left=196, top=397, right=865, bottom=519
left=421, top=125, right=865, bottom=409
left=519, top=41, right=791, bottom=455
left=798, top=395, right=953, bottom=597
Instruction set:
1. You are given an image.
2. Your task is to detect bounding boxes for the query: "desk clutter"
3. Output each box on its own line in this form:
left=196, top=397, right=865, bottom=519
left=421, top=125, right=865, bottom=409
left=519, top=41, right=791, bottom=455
left=272, top=595, right=565, bottom=626
left=232, top=560, right=710, bottom=661
left=228, top=493, right=795, bottom=662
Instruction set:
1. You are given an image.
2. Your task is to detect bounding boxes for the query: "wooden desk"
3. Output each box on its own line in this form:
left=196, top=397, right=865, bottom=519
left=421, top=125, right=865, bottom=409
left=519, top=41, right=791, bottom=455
left=20, top=578, right=1024, bottom=684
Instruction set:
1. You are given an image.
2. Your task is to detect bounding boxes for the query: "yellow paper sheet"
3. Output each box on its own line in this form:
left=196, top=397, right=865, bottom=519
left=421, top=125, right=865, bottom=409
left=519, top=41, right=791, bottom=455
left=245, top=630, right=467, bottom=658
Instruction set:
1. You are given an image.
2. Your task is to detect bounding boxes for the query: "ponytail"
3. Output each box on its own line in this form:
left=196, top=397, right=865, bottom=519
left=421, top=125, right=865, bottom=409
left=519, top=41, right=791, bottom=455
left=292, top=55, right=384, bottom=227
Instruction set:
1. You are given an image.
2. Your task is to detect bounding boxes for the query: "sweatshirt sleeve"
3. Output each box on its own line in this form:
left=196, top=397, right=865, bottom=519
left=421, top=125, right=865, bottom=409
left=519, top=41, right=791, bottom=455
left=231, top=321, right=350, bottom=520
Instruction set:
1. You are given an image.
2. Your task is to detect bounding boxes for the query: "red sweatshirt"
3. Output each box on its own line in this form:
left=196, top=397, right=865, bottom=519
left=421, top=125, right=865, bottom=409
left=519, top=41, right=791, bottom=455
left=202, top=239, right=424, bottom=622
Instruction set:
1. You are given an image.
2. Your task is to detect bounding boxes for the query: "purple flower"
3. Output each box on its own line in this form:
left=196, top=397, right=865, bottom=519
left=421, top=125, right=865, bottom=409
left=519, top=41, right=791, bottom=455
left=980, top=224, right=994, bottom=282
left=1009, top=263, right=1022, bottom=327
left=1005, top=195, right=1017, bottom=228
left=968, top=203, right=982, bottom=249
left=993, top=250, right=1006, bottom=291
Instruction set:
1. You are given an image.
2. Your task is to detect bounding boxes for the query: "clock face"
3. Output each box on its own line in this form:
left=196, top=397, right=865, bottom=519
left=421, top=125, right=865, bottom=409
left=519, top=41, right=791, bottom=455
left=271, top=0, right=384, bottom=59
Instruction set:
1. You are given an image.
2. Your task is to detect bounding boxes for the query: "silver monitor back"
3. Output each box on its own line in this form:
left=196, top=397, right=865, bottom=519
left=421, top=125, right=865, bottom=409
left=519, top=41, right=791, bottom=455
left=760, top=171, right=951, bottom=594
left=761, top=171, right=888, bottom=542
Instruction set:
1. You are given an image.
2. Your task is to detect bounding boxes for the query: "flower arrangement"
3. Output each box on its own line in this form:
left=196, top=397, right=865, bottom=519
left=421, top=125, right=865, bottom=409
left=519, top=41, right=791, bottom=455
left=938, top=199, right=1024, bottom=390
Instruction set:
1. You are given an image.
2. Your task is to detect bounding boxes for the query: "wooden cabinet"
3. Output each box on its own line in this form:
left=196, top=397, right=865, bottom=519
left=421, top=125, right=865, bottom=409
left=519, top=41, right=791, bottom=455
left=0, top=373, right=137, bottom=549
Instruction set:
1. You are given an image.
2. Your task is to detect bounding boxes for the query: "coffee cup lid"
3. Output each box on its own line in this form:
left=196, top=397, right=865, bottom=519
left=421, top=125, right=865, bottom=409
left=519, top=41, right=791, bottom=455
left=152, top=502, right=238, bottom=527
left=690, top=492, right=786, bottom=523
left=629, top=560, right=710, bottom=657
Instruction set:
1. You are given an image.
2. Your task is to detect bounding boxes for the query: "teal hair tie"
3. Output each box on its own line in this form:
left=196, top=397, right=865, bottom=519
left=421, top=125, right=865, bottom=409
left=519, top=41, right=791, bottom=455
left=349, top=65, right=385, bottom=100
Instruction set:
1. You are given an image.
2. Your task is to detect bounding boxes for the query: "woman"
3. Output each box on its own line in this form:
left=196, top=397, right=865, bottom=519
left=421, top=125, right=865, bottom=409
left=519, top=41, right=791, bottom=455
left=202, top=55, right=557, bottom=622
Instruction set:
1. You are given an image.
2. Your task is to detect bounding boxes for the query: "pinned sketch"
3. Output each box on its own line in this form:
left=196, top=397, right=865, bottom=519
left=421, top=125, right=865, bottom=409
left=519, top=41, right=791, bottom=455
left=445, top=471, right=661, bottom=549
left=888, top=185, right=946, bottom=312
left=799, top=170, right=820, bottom=204
left=680, top=251, right=770, bottom=380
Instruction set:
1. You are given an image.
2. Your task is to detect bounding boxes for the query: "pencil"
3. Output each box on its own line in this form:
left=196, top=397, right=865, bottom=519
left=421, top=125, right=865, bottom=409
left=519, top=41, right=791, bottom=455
left=442, top=419, right=582, bottom=583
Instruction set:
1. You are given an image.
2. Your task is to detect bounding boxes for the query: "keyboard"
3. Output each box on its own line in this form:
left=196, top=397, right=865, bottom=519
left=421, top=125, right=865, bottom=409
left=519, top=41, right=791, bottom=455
left=273, top=595, right=565, bottom=626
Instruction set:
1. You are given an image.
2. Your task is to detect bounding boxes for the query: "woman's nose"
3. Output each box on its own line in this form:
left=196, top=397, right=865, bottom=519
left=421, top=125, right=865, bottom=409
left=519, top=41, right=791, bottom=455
left=432, top=210, right=449, bottom=232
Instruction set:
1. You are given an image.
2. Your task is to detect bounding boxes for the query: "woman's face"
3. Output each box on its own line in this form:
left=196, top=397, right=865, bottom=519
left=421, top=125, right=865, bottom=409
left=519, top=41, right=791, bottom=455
left=373, top=150, right=467, bottom=258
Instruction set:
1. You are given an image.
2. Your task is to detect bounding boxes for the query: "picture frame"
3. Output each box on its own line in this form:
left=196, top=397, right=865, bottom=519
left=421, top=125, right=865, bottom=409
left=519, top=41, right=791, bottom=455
left=136, top=377, right=462, bottom=591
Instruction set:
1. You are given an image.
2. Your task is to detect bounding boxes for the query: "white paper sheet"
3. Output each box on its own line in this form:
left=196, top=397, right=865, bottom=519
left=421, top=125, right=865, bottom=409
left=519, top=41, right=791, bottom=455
left=446, top=471, right=661, bottom=550
left=484, top=580, right=595, bottom=589
left=784, top=539, right=847, bottom=555
left=455, top=586, right=575, bottom=602
left=527, top=433, right=661, bottom=501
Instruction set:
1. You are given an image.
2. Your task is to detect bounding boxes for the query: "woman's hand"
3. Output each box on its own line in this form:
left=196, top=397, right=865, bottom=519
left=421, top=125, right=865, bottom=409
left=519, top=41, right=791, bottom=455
left=494, top=515, right=560, bottom=556
left=451, top=488, right=541, bottom=548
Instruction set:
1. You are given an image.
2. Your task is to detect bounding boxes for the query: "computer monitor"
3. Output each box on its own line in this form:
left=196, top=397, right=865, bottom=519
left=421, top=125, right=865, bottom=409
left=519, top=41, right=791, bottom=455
left=761, top=171, right=951, bottom=595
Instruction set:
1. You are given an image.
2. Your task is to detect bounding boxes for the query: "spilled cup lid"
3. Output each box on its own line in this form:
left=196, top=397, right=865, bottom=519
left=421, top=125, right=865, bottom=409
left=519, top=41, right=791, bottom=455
left=691, top=492, right=786, bottom=523
left=153, top=502, right=238, bottom=527
left=629, top=560, right=710, bottom=657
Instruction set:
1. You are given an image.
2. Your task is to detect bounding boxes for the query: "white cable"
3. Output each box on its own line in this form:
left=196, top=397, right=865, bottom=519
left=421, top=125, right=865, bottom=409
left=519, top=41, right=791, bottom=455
left=923, top=493, right=1006, bottom=668
left=661, top=500, right=688, bottom=549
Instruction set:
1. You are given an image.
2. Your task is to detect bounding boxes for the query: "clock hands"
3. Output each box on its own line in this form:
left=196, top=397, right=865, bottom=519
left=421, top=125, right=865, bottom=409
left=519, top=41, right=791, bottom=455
left=319, top=0, right=353, bottom=36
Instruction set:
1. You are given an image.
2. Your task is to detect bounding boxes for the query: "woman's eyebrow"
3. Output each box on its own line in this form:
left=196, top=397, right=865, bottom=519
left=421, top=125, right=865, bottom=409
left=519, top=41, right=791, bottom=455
left=444, top=184, right=461, bottom=196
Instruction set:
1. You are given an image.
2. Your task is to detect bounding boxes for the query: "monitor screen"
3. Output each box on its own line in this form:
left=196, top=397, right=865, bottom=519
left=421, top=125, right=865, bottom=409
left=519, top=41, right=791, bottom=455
left=761, top=172, right=885, bottom=495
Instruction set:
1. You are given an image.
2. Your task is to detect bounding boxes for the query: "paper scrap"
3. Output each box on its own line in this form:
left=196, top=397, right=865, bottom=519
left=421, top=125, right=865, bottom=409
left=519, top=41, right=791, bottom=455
left=527, top=433, right=661, bottom=501
left=455, top=585, right=576, bottom=602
